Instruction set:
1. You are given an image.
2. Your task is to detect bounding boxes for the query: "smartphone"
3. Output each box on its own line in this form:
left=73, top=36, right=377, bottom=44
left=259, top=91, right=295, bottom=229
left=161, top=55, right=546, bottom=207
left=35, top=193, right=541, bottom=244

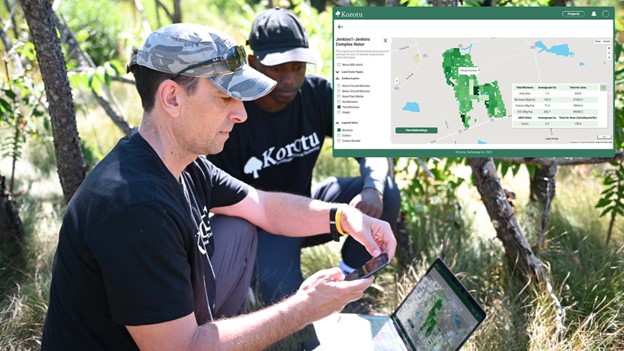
left=344, top=253, right=390, bottom=281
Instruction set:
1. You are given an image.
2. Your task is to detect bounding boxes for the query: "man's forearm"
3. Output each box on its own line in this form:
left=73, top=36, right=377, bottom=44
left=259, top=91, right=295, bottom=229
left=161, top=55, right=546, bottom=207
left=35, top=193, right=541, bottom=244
left=129, top=268, right=374, bottom=351
left=188, top=267, right=373, bottom=351
left=254, top=190, right=331, bottom=236
left=129, top=291, right=313, bottom=351
left=212, top=188, right=390, bottom=257
left=193, top=293, right=309, bottom=351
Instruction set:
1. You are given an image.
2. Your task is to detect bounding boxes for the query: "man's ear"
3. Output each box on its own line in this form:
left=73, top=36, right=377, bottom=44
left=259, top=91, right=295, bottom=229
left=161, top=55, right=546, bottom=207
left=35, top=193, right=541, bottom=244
left=248, top=55, right=257, bottom=69
left=156, top=80, right=182, bottom=118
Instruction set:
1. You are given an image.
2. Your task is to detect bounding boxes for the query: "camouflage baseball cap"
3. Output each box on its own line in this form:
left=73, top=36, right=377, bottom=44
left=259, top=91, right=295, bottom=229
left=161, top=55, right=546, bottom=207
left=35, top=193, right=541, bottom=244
left=131, top=23, right=276, bottom=101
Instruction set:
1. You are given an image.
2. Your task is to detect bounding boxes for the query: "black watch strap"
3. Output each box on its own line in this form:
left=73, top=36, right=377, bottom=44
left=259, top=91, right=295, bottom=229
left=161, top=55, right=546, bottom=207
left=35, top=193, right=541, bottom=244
left=329, top=207, right=340, bottom=242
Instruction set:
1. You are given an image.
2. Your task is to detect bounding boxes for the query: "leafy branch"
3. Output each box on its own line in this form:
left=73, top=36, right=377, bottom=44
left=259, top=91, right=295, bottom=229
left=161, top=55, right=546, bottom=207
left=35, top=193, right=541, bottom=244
left=53, top=12, right=134, bottom=134
left=0, top=62, right=47, bottom=194
left=596, top=159, right=624, bottom=245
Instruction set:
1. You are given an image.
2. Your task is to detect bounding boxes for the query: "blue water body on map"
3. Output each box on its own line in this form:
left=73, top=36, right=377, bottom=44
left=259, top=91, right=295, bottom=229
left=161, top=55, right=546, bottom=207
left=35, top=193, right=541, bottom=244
left=478, top=139, right=487, bottom=144
left=461, top=43, right=473, bottom=54
left=579, top=61, right=585, bottom=67
left=402, top=102, right=421, bottom=113
left=535, top=41, right=575, bottom=58
left=454, top=314, right=462, bottom=328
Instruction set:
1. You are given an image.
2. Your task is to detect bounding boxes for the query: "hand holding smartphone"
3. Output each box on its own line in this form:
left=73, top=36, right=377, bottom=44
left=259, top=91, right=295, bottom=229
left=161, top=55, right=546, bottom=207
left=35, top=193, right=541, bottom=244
left=344, top=253, right=390, bottom=281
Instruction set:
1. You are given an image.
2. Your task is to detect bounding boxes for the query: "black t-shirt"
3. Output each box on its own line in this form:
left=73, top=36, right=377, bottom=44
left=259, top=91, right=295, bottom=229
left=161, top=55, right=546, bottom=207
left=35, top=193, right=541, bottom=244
left=208, top=74, right=332, bottom=196
left=41, top=131, right=248, bottom=350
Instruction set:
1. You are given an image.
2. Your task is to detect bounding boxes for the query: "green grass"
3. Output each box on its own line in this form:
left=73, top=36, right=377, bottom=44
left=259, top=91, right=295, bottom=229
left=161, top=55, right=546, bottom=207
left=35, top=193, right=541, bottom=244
left=0, top=239, right=54, bottom=350
left=0, top=138, right=61, bottom=350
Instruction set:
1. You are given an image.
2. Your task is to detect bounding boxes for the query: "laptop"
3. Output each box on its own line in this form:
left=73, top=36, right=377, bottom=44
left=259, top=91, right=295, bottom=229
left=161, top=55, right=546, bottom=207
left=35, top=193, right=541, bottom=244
left=313, top=258, right=487, bottom=351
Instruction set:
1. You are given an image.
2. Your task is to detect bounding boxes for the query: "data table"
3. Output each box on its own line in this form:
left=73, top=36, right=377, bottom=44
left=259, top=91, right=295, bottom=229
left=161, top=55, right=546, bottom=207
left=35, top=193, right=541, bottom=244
left=512, top=84, right=608, bottom=128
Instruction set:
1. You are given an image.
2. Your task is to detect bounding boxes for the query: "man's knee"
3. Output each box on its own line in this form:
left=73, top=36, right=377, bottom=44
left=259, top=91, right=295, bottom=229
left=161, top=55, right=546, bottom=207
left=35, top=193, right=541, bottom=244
left=212, top=215, right=257, bottom=245
left=211, top=215, right=258, bottom=317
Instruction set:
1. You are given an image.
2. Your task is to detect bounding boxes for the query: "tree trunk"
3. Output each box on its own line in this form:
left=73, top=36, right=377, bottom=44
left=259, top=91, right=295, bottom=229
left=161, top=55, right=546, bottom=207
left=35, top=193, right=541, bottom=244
left=172, top=0, right=182, bottom=23
left=394, top=211, right=414, bottom=268
left=428, top=0, right=458, bottom=6
left=132, top=0, right=152, bottom=36
left=468, top=158, right=545, bottom=279
left=497, top=154, right=624, bottom=166
left=4, top=0, right=20, bottom=40
left=0, top=26, right=12, bottom=51
left=530, top=164, right=557, bottom=250
left=155, top=0, right=180, bottom=25
left=530, top=164, right=557, bottom=205
left=0, top=174, right=24, bottom=249
left=20, top=0, right=85, bottom=203
left=154, top=0, right=162, bottom=28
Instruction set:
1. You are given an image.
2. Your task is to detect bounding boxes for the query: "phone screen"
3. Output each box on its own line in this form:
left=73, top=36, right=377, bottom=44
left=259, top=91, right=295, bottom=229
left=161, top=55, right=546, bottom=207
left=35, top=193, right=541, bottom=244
left=345, top=253, right=390, bottom=281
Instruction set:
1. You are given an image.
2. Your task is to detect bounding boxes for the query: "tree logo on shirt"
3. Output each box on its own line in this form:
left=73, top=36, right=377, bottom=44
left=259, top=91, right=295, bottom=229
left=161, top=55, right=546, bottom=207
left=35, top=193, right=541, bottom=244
left=244, top=157, right=263, bottom=179
left=243, top=132, right=321, bottom=179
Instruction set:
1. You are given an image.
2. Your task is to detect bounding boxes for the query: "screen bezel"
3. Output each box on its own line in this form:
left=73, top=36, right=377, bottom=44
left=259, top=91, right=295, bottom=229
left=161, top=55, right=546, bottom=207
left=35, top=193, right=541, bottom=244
left=390, top=258, right=487, bottom=351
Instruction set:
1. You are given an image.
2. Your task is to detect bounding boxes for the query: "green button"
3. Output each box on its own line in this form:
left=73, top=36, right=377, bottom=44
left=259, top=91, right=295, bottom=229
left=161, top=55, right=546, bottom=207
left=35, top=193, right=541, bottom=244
left=395, top=127, right=438, bottom=134
left=562, top=11, right=584, bottom=18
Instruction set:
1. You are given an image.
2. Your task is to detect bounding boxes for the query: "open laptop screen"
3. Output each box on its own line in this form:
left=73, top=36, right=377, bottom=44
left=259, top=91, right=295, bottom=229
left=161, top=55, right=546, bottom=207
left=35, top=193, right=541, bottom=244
left=392, top=258, right=486, bottom=351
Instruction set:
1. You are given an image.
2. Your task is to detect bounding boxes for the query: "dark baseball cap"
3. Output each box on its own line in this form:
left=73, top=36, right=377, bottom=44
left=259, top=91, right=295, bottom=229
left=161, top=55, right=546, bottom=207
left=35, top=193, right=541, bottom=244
left=247, top=8, right=320, bottom=66
left=130, top=23, right=276, bottom=101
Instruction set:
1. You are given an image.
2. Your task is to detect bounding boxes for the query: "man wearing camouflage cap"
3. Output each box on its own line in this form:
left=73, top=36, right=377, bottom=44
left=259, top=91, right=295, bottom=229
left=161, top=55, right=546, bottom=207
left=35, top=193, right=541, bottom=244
left=41, top=23, right=396, bottom=350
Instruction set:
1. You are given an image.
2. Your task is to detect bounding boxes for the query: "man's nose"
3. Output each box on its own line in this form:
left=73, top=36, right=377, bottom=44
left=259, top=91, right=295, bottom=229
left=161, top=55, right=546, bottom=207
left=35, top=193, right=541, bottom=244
left=279, top=70, right=296, bottom=87
left=230, top=99, right=247, bottom=123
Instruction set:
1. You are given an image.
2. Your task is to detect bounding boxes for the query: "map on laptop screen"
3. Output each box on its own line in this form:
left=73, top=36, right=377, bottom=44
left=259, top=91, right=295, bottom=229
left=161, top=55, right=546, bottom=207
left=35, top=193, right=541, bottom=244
left=392, top=259, right=485, bottom=350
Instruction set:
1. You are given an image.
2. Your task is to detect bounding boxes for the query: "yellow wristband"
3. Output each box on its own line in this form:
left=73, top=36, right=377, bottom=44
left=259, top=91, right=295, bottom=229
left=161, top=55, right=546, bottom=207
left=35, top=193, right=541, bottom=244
left=335, top=207, right=348, bottom=236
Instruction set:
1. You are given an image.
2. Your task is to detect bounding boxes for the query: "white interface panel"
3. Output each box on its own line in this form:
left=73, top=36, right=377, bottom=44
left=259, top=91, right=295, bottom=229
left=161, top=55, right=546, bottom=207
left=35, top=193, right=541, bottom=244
left=332, top=7, right=615, bottom=157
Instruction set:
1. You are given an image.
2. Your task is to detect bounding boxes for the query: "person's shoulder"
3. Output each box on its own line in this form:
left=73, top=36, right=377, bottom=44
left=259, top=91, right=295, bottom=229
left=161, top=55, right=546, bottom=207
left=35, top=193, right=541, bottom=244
left=304, top=74, right=331, bottom=86
left=77, top=133, right=179, bottom=208
left=187, top=157, right=249, bottom=196
left=302, top=74, right=331, bottom=94
left=186, top=156, right=233, bottom=183
left=188, top=156, right=218, bottom=176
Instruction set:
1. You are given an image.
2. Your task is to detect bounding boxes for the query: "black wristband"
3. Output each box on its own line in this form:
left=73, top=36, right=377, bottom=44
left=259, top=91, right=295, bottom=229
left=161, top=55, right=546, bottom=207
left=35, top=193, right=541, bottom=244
left=329, top=207, right=340, bottom=242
